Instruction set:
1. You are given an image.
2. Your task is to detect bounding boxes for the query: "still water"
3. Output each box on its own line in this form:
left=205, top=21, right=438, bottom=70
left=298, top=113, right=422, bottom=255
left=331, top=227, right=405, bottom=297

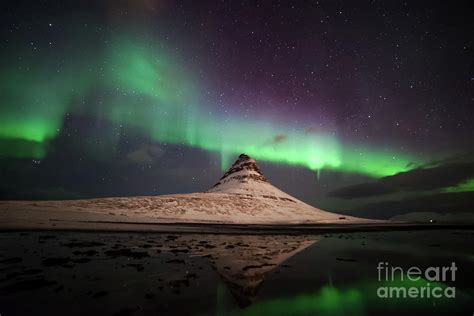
left=1, top=230, right=473, bottom=315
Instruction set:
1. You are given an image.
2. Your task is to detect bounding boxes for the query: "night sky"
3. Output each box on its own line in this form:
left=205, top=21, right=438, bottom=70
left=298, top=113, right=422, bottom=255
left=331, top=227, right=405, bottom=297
left=1, top=0, right=473, bottom=218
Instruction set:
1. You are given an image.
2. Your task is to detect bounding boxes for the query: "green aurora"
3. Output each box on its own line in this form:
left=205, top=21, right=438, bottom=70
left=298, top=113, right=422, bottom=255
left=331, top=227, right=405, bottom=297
left=230, top=277, right=472, bottom=316
left=0, top=32, right=422, bottom=178
left=443, top=178, right=474, bottom=193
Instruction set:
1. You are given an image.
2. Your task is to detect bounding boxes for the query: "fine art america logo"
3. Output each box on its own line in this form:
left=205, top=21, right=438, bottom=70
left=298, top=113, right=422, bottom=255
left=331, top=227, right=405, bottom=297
left=376, top=262, right=457, bottom=299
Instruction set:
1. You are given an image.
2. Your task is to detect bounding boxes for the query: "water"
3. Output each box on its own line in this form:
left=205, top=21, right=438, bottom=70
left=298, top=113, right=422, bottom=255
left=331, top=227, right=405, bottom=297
left=0, top=230, right=473, bottom=315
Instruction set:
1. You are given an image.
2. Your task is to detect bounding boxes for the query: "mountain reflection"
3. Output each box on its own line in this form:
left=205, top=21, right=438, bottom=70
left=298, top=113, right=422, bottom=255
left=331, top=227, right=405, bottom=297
left=170, top=234, right=320, bottom=307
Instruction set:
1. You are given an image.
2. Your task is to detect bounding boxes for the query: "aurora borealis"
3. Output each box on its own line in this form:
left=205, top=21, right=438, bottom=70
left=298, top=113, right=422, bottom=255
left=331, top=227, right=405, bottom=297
left=1, top=0, right=473, bottom=216
left=1, top=30, right=419, bottom=177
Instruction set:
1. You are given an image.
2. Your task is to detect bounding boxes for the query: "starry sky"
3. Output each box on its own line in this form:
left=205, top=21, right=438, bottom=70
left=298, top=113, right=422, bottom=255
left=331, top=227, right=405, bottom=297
left=1, top=0, right=473, bottom=218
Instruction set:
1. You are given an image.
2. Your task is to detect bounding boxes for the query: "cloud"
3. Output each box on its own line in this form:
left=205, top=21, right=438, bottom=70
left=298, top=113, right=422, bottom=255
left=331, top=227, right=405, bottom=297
left=347, top=191, right=474, bottom=219
left=0, top=185, right=84, bottom=200
left=305, top=126, right=325, bottom=134
left=126, top=143, right=164, bottom=164
left=327, top=182, right=394, bottom=199
left=328, top=157, right=474, bottom=199
left=262, top=134, right=287, bottom=147
left=272, top=134, right=287, bottom=144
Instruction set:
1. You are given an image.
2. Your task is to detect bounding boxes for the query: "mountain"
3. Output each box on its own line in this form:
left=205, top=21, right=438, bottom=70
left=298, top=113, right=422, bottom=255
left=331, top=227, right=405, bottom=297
left=209, top=154, right=297, bottom=200
left=0, top=153, right=377, bottom=228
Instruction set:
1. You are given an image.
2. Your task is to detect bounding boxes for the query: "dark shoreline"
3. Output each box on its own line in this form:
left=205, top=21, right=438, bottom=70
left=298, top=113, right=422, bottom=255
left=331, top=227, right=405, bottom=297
left=1, top=221, right=473, bottom=235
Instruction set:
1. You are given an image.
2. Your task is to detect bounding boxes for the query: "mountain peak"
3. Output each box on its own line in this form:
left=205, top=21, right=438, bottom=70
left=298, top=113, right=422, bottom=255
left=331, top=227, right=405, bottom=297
left=208, top=153, right=302, bottom=202
left=237, top=153, right=252, bottom=161
left=210, top=153, right=268, bottom=190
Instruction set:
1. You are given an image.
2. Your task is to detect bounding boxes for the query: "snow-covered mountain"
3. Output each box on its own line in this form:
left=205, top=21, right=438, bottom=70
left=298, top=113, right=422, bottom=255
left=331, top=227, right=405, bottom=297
left=0, top=153, right=378, bottom=227
left=209, top=154, right=298, bottom=200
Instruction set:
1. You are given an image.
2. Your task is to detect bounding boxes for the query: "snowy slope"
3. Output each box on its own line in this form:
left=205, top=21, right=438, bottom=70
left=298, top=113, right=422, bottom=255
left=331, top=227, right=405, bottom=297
left=0, top=154, right=379, bottom=225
